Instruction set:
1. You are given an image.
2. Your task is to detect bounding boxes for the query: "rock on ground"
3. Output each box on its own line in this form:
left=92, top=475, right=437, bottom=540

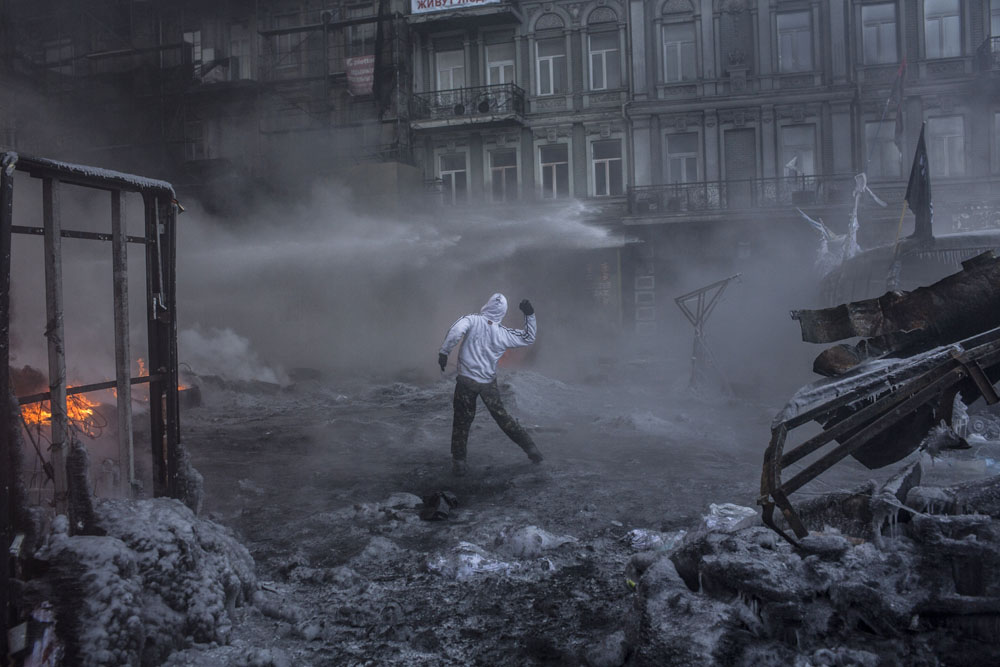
left=627, top=475, right=1000, bottom=666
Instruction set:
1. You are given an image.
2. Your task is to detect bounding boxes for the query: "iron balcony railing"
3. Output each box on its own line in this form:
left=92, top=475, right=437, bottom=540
left=977, top=36, right=1000, bottom=71
left=628, top=175, right=859, bottom=215
left=411, top=82, right=525, bottom=122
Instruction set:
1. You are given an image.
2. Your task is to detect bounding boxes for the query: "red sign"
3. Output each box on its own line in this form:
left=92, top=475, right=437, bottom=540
left=347, top=55, right=375, bottom=96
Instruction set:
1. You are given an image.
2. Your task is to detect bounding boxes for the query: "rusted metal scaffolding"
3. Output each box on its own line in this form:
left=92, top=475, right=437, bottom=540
left=1, top=153, right=181, bottom=657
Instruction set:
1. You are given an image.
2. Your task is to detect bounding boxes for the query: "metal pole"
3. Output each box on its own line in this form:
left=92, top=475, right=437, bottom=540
left=0, top=152, right=17, bottom=660
left=111, top=190, right=135, bottom=493
left=162, top=198, right=180, bottom=499
left=42, top=177, right=69, bottom=515
left=144, top=195, right=166, bottom=496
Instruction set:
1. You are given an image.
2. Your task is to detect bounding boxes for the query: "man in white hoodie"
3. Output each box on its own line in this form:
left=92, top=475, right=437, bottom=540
left=438, top=293, right=542, bottom=476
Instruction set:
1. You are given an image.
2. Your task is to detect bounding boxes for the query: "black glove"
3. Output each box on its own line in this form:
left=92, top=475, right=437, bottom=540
left=438, top=353, right=448, bottom=372
left=519, top=299, right=534, bottom=316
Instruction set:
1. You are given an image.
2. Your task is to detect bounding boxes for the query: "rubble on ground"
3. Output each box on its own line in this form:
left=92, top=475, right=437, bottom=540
left=626, top=466, right=1000, bottom=666
left=31, top=498, right=256, bottom=666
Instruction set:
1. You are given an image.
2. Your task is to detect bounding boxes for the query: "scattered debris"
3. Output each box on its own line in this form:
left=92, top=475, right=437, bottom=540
left=495, top=525, right=577, bottom=559
left=698, top=503, right=759, bottom=534
left=426, top=542, right=518, bottom=580
left=621, top=528, right=687, bottom=552
left=419, top=491, right=459, bottom=521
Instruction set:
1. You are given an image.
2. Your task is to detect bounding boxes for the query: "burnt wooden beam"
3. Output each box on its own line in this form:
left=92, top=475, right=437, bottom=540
left=42, top=177, right=69, bottom=515
left=145, top=195, right=167, bottom=497
left=15, top=374, right=162, bottom=405
left=111, top=190, right=136, bottom=492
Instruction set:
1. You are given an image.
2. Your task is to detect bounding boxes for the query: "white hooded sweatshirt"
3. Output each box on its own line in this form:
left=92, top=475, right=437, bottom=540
left=439, top=293, right=536, bottom=383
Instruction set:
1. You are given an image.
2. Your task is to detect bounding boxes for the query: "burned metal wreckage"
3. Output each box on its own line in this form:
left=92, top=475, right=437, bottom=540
left=761, top=249, right=1000, bottom=544
left=0, top=155, right=254, bottom=666
left=613, top=250, right=1000, bottom=666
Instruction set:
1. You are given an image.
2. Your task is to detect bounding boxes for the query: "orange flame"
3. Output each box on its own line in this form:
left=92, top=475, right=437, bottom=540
left=21, top=393, right=101, bottom=437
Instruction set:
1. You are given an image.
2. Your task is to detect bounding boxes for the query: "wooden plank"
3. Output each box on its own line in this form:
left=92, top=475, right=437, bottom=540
left=0, top=152, right=17, bottom=659
left=42, top=177, right=69, bottom=514
left=781, top=367, right=967, bottom=496
left=779, top=359, right=958, bottom=468
left=111, top=191, right=135, bottom=493
left=11, top=225, right=146, bottom=244
left=16, top=374, right=161, bottom=405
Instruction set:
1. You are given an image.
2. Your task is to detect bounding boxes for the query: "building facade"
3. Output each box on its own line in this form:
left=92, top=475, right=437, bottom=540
left=2, top=0, right=1000, bottom=333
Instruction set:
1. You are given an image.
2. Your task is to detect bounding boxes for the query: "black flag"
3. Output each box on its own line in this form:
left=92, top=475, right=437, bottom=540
left=905, top=123, right=932, bottom=240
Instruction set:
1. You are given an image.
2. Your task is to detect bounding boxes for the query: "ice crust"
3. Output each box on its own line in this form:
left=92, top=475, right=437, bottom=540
left=37, top=498, right=256, bottom=666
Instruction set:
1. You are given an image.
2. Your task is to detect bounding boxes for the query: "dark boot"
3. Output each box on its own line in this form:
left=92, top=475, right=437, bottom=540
left=522, top=442, right=544, bottom=464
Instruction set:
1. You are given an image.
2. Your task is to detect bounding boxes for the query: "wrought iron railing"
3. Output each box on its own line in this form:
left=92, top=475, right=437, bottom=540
left=411, top=83, right=525, bottom=121
left=628, top=175, right=858, bottom=215
left=977, top=36, right=1000, bottom=71
left=355, top=142, right=413, bottom=164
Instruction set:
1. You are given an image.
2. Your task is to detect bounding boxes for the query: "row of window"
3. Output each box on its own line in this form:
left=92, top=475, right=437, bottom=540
left=663, top=0, right=1000, bottom=82
left=424, top=0, right=999, bottom=100
left=442, top=113, right=990, bottom=199
left=656, top=113, right=990, bottom=186
left=42, top=0, right=1000, bottom=84
left=432, top=31, right=621, bottom=97
left=436, top=140, right=625, bottom=205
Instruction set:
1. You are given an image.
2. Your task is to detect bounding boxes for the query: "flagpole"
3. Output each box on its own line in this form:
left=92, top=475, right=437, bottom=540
left=865, top=88, right=895, bottom=169
left=865, top=61, right=906, bottom=170
left=891, top=201, right=908, bottom=250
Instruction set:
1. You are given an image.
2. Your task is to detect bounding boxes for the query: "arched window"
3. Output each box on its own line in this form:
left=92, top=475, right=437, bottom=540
left=587, top=7, right=621, bottom=90
left=661, top=0, right=696, bottom=82
left=535, top=13, right=567, bottom=95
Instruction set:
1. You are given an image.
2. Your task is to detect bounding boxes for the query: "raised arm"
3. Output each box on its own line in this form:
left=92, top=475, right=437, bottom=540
left=498, top=300, right=536, bottom=349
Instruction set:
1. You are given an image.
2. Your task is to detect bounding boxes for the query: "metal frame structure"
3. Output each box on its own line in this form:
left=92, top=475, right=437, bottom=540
left=674, top=274, right=741, bottom=391
left=759, top=326, right=1000, bottom=546
left=1, top=153, right=181, bottom=658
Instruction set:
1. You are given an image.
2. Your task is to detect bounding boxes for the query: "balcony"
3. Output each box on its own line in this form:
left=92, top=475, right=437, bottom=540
left=977, top=36, right=1000, bottom=72
left=628, top=175, right=857, bottom=217
left=411, top=83, right=525, bottom=130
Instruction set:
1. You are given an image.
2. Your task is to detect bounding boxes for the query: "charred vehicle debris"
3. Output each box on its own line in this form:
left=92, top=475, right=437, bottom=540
left=4, top=158, right=1000, bottom=665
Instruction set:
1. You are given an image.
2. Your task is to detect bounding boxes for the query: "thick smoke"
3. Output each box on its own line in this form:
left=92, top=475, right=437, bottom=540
left=175, top=182, right=624, bottom=382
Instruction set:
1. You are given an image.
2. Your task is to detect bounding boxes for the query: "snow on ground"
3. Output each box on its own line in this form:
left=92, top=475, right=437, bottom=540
left=137, top=368, right=999, bottom=665
left=151, top=369, right=772, bottom=665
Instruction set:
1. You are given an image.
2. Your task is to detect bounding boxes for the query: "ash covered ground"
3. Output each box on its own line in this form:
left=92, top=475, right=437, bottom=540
left=155, top=362, right=999, bottom=667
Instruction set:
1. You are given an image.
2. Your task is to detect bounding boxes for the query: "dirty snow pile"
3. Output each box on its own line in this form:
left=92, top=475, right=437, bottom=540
left=35, top=498, right=256, bottom=666
left=624, top=466, right=1000, bottom=666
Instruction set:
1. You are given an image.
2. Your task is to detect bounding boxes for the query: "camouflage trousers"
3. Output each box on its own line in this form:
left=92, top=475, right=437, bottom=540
left=451, top=375, right=537, bottom=461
